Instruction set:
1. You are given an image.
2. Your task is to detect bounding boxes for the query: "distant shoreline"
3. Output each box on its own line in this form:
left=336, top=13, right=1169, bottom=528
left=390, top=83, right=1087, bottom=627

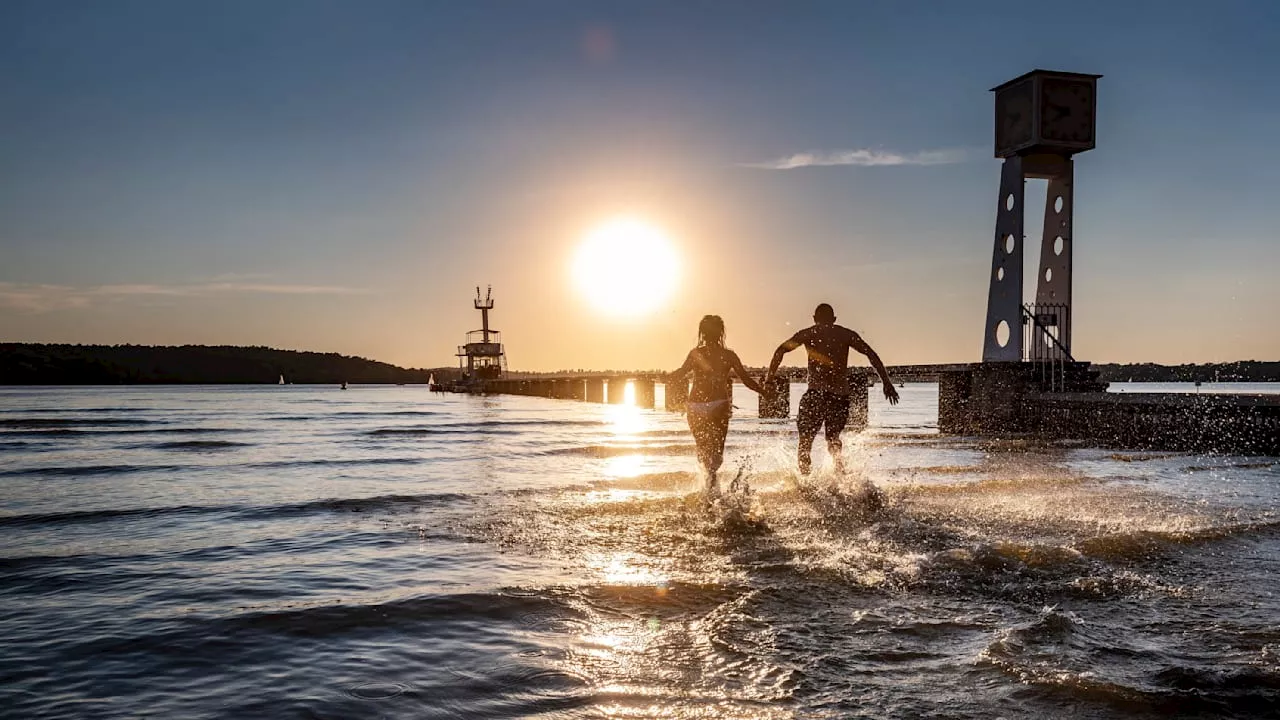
left=2, top=344, right=1278, bottom=385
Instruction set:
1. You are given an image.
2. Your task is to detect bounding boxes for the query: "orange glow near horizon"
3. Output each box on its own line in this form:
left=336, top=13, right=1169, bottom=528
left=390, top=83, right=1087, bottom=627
left=572, top=217, right=680, bottom=318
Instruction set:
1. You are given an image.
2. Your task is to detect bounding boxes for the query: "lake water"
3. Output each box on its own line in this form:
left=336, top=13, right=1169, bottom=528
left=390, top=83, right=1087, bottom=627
left=2, top=383, right=1278, bottom=719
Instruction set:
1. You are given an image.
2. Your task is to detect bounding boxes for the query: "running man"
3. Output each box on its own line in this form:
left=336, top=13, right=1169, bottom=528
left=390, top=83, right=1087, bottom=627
left=764, top=303, right=899, bottom=475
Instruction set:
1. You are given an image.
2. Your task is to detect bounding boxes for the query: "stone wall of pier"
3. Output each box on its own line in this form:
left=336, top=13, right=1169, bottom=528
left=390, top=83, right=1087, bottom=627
left=939, top=364, right=1280, bottom=455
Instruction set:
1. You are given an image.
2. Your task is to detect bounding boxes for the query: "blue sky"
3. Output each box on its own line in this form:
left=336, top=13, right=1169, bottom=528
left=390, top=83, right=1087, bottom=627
left=2, top=0, right=1277, bottom=369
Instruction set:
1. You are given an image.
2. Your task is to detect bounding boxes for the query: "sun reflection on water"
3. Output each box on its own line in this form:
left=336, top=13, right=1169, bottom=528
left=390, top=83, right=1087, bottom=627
left=604, top=454, right=647, bottom=478
left=605, top=392, right=647, bottom=435
left=591, top=552, right=670, bottom=588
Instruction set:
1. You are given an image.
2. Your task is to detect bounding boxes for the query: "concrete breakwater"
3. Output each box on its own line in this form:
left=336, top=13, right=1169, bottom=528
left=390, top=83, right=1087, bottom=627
left=468, top=365, right=1277, bottom=456
left=940, top=364, right=1280, bottom=455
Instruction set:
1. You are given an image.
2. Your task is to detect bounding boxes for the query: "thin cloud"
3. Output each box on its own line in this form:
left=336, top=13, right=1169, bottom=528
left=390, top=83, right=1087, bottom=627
left=743, top=147, right=968, bottom=170
left=0, top=280, right=369, bottom=314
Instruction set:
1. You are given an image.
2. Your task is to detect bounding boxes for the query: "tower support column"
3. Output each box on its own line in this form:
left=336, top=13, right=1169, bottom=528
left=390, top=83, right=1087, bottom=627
left=982, top=156, right=1025, bottom=361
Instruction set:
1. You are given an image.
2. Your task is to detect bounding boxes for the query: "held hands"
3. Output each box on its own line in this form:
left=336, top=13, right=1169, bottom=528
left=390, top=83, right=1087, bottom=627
left=754, top=374, right=770, bottom=396
left=884, top=383, right=900, bottom=406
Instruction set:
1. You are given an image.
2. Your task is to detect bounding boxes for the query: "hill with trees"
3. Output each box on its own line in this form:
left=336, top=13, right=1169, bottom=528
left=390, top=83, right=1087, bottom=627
left=1092, top=361, right=1280, bottom=383
left=0, top=344, right=456, bottom=385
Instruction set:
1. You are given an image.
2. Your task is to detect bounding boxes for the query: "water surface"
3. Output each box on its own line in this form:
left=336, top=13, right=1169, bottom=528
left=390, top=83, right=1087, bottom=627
left=2, top=384, right=1277, bottom=718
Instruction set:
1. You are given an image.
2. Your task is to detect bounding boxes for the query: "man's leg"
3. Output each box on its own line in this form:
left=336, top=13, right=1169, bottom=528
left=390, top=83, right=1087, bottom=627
left=824, top=393, right=852, bottom=474
left=796, top=391, right=820, bottom=475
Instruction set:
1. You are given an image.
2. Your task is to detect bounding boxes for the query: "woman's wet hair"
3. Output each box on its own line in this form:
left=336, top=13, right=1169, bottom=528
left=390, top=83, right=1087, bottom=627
left=698, top=315, right=726, bottom=347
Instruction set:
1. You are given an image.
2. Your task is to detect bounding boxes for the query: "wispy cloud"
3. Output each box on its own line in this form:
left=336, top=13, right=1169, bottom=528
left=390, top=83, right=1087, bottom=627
left=743, top=147, right=969, bottom=170
left=0, top=280, right=369, bottom=314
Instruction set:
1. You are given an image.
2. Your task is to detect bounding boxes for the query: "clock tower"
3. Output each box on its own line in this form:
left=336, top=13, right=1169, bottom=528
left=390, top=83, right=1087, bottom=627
left=983, top=69, right=1100, bottom=362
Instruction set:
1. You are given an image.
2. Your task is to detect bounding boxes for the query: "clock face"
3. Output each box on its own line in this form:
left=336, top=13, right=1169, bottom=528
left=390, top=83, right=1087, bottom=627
left=1040, top=78, right=1094, bottom=144
left=995, top=80, right=1034, bottom=156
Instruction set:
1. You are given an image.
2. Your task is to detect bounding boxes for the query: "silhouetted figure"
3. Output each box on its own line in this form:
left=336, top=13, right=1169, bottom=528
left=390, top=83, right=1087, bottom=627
left=765, top=303, right=898, bottom=475
left=668, top=315, right=766, bottom=493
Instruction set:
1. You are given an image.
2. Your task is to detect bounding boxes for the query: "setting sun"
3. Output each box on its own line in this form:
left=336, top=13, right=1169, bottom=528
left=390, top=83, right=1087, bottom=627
left=572, top=217, right=680, bottom=317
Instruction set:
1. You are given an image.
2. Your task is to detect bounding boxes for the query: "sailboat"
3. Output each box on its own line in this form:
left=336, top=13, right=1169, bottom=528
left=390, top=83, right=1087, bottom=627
left=278, top=374, right=285, bottom=385
left=428, top=373, right=440, bottom=392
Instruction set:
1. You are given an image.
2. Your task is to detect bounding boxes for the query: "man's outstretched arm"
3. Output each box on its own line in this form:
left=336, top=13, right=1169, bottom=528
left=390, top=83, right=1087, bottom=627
left=850, top=332, right=899, bottom=405
left=765, top=336, right=803, bottom=383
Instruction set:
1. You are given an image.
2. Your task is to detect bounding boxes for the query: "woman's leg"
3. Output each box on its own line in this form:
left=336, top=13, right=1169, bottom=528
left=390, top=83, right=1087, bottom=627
left=687, top=404, right=731, bottom=490
left=705, top=403, right=731, bottom=476
left=687, top=411, right=714, bottom=476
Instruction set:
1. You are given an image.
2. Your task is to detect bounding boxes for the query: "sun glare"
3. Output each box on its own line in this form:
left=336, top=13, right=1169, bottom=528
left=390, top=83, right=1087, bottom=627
left=573, top=217, right=680, bottom=317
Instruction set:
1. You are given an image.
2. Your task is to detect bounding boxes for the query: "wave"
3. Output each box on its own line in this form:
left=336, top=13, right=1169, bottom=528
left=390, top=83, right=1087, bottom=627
left=0, top=417, right=156, bottom=428
left=981, top=608, right=1280, bottom=713
left=269, top=410, right=444, bottom=420
left=1183, top=461, right=1276, bottom=472
left=234, top=492, right=473, bottom=519
left=591, top=471, right=699, bottom=492
left=542, top=444, right=699, bottom=458
left=243, top=457, right=425, bottom=469
left=151, top=440, right=252, bottom=451
left=0, top=440, right=45, bottom=452
left=0, top=491, right=473, bottom=529
left=365, top=419, right=606, bottom=437
left=338, top=410, right=442, bottom=417
left=71, top=590, right=578, bottom=657
left=0, top=426, right=249, bottom=438
left=0, top=503, right=219, bottom=528
left=0, top=463, right=186, bottom=478
left=0, top=407, right=141, bottom=414
left=366, top=426, right=511, bottom=437
left=1074, top=518, right=1280, bottom=559
left=1106, top=452, right=1185, bottom=462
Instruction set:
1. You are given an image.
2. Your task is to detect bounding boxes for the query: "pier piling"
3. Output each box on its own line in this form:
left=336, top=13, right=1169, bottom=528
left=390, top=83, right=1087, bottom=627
left=759, top=376, right=790, bottom=418
left=847, top=370, right=869, bottom=431
left=607, top=378, right=627, bottom=404
left=664, top=379, right=688, bottom=412
left=634, top=379, right=655, bottom=409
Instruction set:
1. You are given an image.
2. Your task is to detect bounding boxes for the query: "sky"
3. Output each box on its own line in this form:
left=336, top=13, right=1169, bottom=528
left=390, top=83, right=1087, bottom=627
left=2, top=0, right=1278, bottom=371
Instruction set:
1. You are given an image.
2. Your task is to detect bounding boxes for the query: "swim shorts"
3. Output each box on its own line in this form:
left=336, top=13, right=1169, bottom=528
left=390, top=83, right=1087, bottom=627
left=797, top=389, right=852, bottom=439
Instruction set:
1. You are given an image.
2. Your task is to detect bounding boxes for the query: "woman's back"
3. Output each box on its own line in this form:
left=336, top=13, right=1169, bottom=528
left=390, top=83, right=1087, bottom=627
left=685, top=345, right=736, bottom=403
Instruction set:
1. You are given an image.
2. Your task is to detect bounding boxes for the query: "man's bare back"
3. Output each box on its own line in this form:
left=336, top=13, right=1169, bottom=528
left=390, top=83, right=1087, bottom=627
left=785, top=323, right=863, bottom=395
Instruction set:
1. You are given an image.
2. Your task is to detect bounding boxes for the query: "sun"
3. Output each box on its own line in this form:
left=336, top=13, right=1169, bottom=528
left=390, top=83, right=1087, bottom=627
left=573, top=217, right=680, bottom=317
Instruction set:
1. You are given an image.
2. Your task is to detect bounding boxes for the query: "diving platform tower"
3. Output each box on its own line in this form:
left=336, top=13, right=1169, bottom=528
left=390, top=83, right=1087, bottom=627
left=984, top=69, right=1100, bottom=363
left=456, top=286, right=506, bottom=382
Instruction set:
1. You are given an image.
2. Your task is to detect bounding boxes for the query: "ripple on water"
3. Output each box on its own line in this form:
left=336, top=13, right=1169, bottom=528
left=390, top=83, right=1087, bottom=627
left=347, top=682, right=407, bottom=700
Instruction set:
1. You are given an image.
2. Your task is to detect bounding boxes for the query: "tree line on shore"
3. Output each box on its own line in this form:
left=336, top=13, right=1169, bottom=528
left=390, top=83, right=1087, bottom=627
left=1, top=343, right=1277, bottom=385
left=1091, top=361, right=1280, bottom=383
left=0, top=344, right=449, bottom=385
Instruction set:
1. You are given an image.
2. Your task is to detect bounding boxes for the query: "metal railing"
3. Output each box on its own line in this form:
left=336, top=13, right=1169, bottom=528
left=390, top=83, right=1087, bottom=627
left=1021, top=303, right=1075, bottom=392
